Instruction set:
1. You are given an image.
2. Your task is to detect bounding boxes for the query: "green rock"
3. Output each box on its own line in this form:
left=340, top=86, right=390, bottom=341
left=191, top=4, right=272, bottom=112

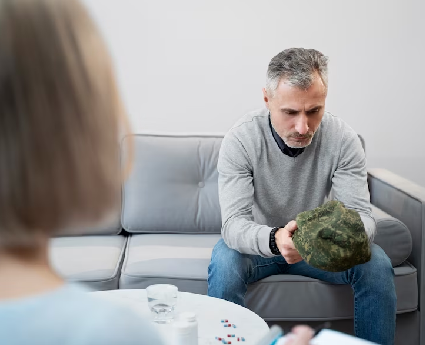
left=293, top=200, right=371, bottom=272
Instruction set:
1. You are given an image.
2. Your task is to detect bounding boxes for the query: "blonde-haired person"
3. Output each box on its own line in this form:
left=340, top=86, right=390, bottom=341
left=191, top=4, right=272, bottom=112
left=0, top=0, right=163, bottom=344
left=0, top=1, right=332, bottom=344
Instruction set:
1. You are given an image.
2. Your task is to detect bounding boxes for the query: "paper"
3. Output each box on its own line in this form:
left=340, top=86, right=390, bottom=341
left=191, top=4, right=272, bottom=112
left=275, top=329, right=378, bottom=345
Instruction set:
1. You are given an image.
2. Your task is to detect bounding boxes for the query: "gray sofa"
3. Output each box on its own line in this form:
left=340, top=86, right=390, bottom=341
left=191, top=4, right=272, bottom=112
left=49, top=134, right=425, bottom=345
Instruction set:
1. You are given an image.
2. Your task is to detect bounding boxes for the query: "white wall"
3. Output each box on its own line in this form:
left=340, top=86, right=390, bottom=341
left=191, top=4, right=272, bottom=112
left=83, top=0, right=425, bottom=187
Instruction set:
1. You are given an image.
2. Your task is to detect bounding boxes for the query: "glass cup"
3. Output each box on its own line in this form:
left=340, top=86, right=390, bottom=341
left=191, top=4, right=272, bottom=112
left=146, top=284, right=178, bottom=324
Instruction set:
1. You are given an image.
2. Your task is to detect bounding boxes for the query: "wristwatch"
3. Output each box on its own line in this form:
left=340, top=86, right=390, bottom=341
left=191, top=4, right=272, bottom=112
left=269, top=227, right=281, bottom=255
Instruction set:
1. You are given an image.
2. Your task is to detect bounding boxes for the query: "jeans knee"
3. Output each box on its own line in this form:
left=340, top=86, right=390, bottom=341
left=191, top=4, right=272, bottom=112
left=369, top=245, right=393, bottom=275
left=209, top=239, right=250, bottom=282
left=354, top=244, right=395, bottom=293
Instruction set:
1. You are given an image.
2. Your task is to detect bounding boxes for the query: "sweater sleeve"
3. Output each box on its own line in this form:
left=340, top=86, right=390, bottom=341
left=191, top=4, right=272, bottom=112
left=217, top=131, right=275, bottom=257
left=332, top=128, right=377, bottom=242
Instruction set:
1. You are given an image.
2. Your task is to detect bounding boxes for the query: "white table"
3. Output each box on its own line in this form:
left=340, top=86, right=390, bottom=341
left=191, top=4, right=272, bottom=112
left=93, top=289, right=269, bottom=345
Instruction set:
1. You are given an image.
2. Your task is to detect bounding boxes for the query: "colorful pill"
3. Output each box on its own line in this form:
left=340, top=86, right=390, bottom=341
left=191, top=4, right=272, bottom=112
left=237, top=338, right=240, bottom=342
left=241, top=337, right=245, bottom=342
left=232, top=325, right=237, bottom=328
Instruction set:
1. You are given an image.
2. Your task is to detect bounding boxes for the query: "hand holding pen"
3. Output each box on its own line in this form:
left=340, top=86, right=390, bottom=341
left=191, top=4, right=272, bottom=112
left=285, top=322, right=331, bottom=345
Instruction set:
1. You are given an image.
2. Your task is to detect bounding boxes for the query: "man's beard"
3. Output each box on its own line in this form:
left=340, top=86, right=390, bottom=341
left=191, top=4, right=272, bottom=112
left=283, top=132, right=315, bottom=148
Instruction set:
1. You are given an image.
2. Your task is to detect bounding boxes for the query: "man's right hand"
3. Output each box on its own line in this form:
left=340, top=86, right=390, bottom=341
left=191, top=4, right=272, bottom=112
left=275, top=220, right=303, bottom=264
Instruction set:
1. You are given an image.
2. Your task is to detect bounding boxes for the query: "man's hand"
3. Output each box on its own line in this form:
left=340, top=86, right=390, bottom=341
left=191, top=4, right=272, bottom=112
left=275, top=220, right=303, bottom=264
left=285, top=325, right=314, bottom=345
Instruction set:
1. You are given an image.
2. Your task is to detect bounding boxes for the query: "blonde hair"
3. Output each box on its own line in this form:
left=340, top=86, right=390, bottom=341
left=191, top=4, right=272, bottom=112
left=0, top=0, right=131, bottom=248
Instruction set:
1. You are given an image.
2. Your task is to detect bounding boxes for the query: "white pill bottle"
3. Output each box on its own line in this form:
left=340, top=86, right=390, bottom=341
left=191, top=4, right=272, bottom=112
left=172, top=312, right=198, bottom=345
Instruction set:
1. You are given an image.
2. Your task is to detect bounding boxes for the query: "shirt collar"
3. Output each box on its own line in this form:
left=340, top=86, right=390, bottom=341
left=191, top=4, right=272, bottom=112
left=269, top=113, right=305, bottom=158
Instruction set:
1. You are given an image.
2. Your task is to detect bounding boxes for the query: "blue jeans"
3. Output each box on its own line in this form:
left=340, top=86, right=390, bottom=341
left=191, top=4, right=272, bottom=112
left=208, top=239, right=396, bottom=345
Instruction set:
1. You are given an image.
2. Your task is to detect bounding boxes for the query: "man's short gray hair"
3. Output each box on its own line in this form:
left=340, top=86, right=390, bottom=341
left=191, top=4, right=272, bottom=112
left=266, top=48, right=329, bottom=97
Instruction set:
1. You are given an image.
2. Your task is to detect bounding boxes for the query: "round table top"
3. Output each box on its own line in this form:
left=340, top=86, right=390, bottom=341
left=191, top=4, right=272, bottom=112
left=93, top=289, right=269, bottom=345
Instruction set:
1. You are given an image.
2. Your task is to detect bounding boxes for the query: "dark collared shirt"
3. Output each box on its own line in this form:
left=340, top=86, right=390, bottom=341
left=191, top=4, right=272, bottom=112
left=269, top=114, right=305, bottom=158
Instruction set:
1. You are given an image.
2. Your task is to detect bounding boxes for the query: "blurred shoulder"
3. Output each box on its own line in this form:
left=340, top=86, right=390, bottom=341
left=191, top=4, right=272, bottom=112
left=58, top=285, right=165, bottom=345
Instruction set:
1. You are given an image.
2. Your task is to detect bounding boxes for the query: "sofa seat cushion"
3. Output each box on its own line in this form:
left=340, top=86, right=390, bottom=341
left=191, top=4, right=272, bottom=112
left=371, top=205, right=412, bottom=267
left=49, top=235, right=127, bottom=291
left=120, top=234, right=219, bottom=294
left=120, top=234, right=417, bottom=320
left=246, top=262, right=417, bottom=320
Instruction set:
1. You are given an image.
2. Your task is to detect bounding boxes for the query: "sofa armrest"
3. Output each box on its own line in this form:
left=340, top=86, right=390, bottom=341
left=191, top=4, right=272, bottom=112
left=367, top=168, right=425, bottom=311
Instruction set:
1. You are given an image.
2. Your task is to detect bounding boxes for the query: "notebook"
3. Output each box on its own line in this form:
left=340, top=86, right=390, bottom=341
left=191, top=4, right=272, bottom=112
left=275, top=329, right=378, bottom=345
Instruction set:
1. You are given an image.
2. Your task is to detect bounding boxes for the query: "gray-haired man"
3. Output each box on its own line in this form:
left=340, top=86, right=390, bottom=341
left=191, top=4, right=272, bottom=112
left=207, top=48, right=396, bottom=345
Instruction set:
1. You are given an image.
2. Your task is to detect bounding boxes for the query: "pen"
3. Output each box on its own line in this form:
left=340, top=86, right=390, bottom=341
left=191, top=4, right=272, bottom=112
left=313, top=321, right=332, bottom=337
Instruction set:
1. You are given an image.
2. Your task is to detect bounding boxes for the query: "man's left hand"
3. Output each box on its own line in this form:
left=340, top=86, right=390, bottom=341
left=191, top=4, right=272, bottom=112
left=275, top=220, right=303, bottom=264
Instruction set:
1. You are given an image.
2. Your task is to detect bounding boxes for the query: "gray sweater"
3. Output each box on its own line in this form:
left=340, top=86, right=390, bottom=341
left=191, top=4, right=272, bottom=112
left=218, top=108, right=376, bottom=258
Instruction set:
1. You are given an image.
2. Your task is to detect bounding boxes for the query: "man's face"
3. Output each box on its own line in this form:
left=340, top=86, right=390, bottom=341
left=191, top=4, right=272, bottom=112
left=263, top=73, right=327, bottom=148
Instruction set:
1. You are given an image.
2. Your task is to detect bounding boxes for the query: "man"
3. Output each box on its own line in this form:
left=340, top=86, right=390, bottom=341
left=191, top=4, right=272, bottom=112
left=207, top=48, right=396, bottom=345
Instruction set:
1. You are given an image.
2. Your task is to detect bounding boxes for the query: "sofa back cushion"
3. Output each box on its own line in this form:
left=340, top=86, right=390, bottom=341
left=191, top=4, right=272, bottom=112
left=121, top=134, right=223, bottom=234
